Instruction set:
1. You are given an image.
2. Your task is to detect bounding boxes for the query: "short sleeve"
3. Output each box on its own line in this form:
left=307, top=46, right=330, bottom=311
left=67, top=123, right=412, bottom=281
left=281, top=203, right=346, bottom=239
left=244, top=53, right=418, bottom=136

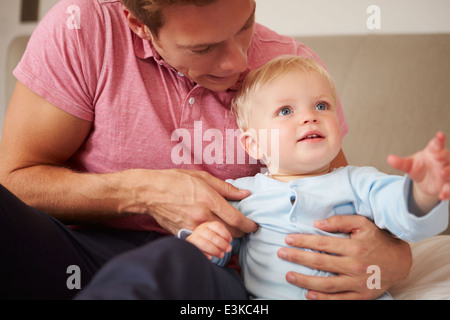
left=13, top=0, right=107, bottom=121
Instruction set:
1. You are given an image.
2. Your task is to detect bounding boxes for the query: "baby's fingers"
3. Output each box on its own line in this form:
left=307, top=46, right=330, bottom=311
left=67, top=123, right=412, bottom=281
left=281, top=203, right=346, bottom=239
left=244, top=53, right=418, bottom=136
left=434, top=147, right=450, bottom=166
left=439, top=182, right=450, bottom=200
left=442, top=166, right=450, bottom=181
left=438, top=165, right=450, bottom=200
left=387, top=154, right=413, bottom=174
left=195, top=235, right=230, bottom=259
left=428, top=131, right=446, bottom=153
left=207, top=221, right=233, bottom=243
left=201, top=222, right=233, bottom=256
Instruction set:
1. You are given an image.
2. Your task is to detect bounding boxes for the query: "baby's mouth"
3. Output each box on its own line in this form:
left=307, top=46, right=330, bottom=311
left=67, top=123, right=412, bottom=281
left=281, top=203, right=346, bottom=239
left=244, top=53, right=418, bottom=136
left=298, top=132, right=325, bottom=142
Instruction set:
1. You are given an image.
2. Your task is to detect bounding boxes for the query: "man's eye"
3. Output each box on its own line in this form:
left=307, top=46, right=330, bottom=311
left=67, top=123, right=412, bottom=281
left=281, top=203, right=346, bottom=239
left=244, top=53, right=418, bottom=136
left=316, top=103, right=327, bottom=111
left=277, top=107, right=293, bottom=116
left=192, top=46, right=214, bottom=55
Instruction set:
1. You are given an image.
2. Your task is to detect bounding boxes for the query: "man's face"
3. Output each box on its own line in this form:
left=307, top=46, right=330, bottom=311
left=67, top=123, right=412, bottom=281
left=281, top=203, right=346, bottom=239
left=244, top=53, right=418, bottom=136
left=151, top=0, right=256, bottom=92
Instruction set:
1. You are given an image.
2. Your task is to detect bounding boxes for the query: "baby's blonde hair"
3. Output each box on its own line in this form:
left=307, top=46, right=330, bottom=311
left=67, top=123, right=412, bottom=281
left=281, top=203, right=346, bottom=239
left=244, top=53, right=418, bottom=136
left=232, top=55, right=337, bottom=131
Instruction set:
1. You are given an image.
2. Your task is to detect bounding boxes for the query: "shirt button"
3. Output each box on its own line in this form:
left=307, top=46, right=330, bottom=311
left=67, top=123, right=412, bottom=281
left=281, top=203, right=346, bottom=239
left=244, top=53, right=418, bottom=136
left=290, top=216, right=298, bottom=223
left=188, top=97, right=195, bottom=106
left=178, top=71, right=184, bottom=77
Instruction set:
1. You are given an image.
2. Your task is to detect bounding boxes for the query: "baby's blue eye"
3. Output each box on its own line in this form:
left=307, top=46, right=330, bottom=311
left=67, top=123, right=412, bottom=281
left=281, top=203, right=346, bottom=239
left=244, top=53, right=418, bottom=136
left=278, top=107, right=293, bottom=116
left=316, top=103, right=327, bottom=111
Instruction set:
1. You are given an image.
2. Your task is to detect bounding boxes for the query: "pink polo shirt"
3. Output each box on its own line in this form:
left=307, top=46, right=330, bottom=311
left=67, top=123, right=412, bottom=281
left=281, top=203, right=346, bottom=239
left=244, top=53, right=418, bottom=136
left=14, top=0, right=348, bottom=232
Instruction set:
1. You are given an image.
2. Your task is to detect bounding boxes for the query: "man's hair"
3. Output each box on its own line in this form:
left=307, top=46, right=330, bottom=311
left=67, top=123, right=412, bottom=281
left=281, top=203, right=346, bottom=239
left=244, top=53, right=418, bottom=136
left=231, top=55, right=338, bottom=131
left=121, top=0, right=218, bottom=37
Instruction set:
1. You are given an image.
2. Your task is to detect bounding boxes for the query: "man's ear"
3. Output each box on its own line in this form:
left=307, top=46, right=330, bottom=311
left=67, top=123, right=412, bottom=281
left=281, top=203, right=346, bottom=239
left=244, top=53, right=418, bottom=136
left=240, top=129, right=263, bottom=161
left=122, top=6, right=152, bottom=40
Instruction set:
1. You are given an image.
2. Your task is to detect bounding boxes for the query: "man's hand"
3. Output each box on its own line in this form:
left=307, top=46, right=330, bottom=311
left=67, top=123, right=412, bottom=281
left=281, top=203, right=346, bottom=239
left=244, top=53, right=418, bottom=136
left=277, top=215, right=412, bottom=300
left=124, top=169, right=257, bottom=237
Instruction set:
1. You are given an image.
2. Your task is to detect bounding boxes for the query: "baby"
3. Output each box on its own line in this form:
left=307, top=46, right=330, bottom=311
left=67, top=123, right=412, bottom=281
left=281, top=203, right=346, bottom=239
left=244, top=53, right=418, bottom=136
left=179, top=55, right=450, bottom=299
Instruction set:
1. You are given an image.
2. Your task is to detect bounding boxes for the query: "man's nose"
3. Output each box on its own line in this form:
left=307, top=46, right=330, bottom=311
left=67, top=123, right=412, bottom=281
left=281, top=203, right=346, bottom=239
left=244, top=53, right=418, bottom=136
left=218, top=39, right=248, bottom=73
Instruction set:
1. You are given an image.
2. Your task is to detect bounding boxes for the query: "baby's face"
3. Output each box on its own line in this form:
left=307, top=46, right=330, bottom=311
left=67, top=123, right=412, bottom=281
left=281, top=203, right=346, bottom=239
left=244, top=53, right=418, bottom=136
left=247, top=70, right=342, bottom=177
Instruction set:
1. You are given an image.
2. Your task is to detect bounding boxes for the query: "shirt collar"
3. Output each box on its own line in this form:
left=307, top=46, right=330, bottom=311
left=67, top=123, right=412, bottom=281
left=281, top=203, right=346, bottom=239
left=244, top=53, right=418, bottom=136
left=133, top=33, right=173, bottom=69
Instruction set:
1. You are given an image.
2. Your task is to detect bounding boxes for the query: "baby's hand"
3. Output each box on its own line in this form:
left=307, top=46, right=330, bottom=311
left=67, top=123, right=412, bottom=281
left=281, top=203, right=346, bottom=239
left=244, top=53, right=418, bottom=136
left=186, top=221, right=233, bottom=260
left=388, top=131, right=450, bottom=201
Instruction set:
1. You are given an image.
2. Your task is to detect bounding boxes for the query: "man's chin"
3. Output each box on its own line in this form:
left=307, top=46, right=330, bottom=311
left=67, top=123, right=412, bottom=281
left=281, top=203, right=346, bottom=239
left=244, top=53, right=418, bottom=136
left=199, top=74, right=240, bottom=92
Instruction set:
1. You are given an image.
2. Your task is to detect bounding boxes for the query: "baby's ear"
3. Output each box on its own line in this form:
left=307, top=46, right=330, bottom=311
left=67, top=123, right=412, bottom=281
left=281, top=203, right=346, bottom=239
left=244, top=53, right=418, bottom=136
left=240, top=129, right=263, bottom=160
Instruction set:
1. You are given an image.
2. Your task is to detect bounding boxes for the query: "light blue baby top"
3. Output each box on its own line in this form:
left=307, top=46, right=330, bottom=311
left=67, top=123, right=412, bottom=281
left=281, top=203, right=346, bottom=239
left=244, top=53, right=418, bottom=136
left=221, top=166, right=449, bottom=300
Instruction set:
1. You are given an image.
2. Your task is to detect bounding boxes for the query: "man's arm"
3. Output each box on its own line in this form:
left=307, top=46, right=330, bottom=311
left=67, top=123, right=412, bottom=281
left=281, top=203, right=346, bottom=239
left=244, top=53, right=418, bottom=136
left=0, top=82, right=257, bottom=235
left=0, top=81, right=110, bottom=222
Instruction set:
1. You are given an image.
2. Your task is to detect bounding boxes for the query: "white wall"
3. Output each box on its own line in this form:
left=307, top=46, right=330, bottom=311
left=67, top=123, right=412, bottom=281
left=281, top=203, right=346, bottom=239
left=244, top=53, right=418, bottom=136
left=256, top=0, right=450, bottom=37
left=1, top=0, right=450, bottom=135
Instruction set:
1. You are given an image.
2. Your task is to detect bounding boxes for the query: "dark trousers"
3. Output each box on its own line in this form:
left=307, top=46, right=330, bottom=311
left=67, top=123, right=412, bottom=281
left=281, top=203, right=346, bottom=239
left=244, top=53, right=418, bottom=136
left=0, top=185, right=247, bottom=300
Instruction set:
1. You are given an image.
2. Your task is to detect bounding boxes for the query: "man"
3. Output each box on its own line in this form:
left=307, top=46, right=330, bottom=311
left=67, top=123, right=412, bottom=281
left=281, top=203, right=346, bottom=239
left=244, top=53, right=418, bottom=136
left=0, top=0, right=411, bottom=299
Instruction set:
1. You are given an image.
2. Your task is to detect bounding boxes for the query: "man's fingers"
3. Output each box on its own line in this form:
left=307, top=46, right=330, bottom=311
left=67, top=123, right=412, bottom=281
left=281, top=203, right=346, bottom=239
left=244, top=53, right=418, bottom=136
left=306, top=289, right=372, bottom=300
left=209, top=192, right=257, bottom=236
left=286, top=272, right=370, bottom=299
left=194, top=172, right=257, bottom=235
left=306, top=291, right=362, bottom=300
left=313, top=214, right=372, bottom=235
left=201, top=172, right=250, bottom=201
left=278, top=245, right=359, bottom=275
left=283, top=234, right=351, bottom=257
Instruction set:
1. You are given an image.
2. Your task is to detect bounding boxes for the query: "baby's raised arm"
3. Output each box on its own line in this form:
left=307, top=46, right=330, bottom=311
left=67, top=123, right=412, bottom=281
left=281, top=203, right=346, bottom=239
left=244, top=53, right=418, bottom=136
left=388, top=131, right=450, bottom=214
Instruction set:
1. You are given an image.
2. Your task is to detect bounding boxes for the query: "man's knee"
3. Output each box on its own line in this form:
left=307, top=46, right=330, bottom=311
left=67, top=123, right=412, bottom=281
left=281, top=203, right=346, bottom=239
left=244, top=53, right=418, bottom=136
left=147, top=236, right=206, bottom=263
left=77, top=237, right=246, bottom=299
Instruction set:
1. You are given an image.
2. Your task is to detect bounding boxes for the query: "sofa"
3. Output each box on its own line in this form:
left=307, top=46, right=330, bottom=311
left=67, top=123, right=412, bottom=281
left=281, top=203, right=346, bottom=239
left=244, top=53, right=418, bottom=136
left=299, top=34, right=450, bottom=299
